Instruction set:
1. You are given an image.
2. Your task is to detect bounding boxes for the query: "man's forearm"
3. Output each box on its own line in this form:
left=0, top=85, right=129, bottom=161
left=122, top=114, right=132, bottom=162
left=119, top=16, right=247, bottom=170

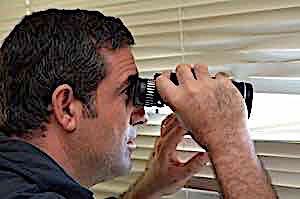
left=208, top=128, right=278, bottom=199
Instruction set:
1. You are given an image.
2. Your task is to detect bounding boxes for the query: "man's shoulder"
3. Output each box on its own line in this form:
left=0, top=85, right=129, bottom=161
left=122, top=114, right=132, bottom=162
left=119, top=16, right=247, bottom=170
left=0, top=169, right=55, bottom=198
left=0, top=169, right=91, bottom=199
left=0, top=139, right=94, bottom=199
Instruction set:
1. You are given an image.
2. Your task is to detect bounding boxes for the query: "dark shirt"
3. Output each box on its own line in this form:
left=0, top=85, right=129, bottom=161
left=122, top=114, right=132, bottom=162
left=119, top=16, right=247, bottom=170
left=0, top=132, right=95, bottom=199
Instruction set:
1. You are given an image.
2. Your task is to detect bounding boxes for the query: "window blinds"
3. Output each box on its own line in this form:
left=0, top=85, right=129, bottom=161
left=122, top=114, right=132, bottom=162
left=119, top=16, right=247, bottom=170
left=1, top=0, right=300, bottom=198
left=0, top=0, right=28, bottom=44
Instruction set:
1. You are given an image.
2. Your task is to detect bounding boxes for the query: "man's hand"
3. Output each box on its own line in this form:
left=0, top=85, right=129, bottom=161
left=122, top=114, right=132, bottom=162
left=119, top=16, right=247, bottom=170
left=120, top=113, right=209, bottom=199
left=142, top=113, right=209, bottom=196
left=156, top=64, right=248, bottom=149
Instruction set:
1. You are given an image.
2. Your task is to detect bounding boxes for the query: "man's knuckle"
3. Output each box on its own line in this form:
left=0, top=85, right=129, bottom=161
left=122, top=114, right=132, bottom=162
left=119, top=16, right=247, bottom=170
left=176, top=64, right=184, bottom=71
left=195, top=64, right=207, bottom=70
left=185, top=84, right=198, bottom=97
left=156, top=75, right=163, bottom=83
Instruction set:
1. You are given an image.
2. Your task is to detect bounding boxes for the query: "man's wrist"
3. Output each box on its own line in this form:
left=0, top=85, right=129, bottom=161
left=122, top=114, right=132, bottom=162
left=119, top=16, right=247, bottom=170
left=204, top=127, right=250, bottom=153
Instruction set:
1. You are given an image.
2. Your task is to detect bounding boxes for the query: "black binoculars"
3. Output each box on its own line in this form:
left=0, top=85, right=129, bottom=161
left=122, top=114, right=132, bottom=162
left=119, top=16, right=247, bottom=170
left=128, top=70, right=253, bottom=118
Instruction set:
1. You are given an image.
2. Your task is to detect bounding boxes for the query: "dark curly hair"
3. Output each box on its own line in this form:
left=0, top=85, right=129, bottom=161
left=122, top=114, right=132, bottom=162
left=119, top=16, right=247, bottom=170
left=0, top=9, right=135, bottom=137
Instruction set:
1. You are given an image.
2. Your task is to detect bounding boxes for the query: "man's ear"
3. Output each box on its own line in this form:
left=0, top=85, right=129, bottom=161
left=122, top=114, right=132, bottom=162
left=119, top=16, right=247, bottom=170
left=51, top=84, right=79, bottom=132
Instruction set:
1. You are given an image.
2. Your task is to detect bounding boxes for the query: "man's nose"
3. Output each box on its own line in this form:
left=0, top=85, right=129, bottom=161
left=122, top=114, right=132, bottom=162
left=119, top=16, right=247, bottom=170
left=130, top=106, right=148, bottom=126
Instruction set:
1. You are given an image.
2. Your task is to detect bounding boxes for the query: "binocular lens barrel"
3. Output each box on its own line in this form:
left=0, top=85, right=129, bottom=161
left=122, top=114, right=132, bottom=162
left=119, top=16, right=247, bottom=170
left=130, top=72, right=253, bottom=118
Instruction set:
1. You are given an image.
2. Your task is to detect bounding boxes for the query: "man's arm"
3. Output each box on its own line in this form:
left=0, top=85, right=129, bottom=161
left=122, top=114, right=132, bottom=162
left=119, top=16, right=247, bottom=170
left=156, top=64, right=278, bottom=199
left=208, top=128, right=277, bottom=198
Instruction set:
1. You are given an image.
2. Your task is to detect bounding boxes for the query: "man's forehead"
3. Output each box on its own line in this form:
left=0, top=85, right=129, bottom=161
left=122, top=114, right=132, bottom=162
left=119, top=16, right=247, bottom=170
left=97, top=47, right=133, bottom=64
left=97, top=46, right=138, bottom=82
left=97, top=45, right=132, bottom=57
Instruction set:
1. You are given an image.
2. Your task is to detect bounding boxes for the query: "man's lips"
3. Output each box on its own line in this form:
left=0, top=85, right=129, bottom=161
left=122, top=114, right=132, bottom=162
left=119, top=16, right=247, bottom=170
left=127, top=126, right=137, bottom=153
left=127, top=139, right=137, bottom=152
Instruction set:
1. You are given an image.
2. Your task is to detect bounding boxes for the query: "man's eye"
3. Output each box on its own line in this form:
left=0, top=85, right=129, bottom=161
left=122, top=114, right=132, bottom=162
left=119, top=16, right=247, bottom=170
left=121, top=86, right=131, bottom=100
left=121, top=86, right=131, bottom=105
left=122, top=86, right=130, bottom=95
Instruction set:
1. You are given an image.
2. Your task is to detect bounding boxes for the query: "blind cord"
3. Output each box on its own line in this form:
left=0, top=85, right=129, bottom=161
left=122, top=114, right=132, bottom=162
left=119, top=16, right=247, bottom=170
left=178, top=7, right=185, bottom=63
left=24, top=0, right=31, bottom=15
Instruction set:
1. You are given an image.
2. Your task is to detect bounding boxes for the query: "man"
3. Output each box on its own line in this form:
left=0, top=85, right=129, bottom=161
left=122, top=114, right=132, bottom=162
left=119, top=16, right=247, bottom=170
left=0, top=9, right=277, bottom=199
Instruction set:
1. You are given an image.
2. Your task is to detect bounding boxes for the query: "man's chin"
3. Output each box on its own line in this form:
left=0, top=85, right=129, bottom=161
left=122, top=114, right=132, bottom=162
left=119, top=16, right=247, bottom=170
left=119, top=161, right=132, bottom=176
left=99, top=162, right=132, bottom=182
left=112, top=159, right=132, bottom=178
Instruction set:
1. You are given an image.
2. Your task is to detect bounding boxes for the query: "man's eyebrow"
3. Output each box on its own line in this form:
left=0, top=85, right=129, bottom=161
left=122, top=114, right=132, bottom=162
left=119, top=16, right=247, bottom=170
left=117, top=73, right=139, bottom=92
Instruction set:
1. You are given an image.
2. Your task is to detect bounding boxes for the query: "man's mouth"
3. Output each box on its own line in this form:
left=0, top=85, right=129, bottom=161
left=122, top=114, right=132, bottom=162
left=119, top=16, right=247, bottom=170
left=127, top=126, right=137, bottom=153
left=127, top=139, right=137, bottom=152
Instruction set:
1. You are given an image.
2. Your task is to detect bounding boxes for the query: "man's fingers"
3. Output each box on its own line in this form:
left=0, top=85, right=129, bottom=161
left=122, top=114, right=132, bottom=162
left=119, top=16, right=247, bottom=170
left=154, top=137, right=160, bottom=152
left=159, top=123, right=187, bottom=155
left=156, top=73, right=178, bottom=110
left=215, top=72, right=230, bottom=80
left=194, top=64, right=209, bottom=80
left=176, top=64, right=195, bottom=84
left=161, top=113, right=177, bottom=137
left=182, top=152, right=209, bottom=178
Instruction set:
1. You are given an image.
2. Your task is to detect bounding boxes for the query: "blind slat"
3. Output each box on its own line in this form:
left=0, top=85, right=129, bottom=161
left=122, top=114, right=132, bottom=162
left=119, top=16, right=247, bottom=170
left=97, top=0, right=300, bottom=22
left=30, top=0, right=137, bottom=11
left=129, top=7, right=300, bottom=36
left=100, top=0, right=229, bottom=17
left=131, top=159, right=300, bottom=188
left=249, top=78, right=300, bottom=94
left=132, top=147, right=300, bottom=173
left=135, top=51, right=300, bottom=71
left=107, top=0, right=300, bottom=27
left=134, top=31, right=300, bottom=50
left=93, top=172, right=300, bottom=199
left=136, top=134, right=300, bottom=158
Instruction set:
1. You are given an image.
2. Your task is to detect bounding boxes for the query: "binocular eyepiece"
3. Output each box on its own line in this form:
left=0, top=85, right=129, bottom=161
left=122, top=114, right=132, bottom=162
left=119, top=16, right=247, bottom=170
left=129, top=70, right=253, bottom=118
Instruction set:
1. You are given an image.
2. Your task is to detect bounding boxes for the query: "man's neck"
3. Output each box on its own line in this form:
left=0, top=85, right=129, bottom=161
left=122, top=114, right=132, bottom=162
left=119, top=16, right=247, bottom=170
left=18, top=130, right=83, bottom=185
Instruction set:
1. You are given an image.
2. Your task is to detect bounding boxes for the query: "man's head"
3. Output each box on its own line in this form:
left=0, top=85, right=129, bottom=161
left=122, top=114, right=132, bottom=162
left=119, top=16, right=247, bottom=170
left=0, top=9, right=146, bottom=186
